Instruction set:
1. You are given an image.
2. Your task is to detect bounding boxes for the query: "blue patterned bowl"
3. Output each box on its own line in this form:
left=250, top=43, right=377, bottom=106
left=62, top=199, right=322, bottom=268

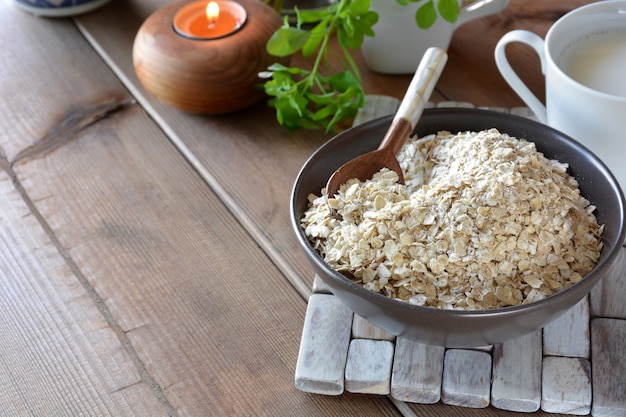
left=13, top=0, right=110, bottom=17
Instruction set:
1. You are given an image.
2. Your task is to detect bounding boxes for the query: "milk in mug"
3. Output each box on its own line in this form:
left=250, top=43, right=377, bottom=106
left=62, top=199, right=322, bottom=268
left=560, top=28, right=626, bottom=98
left=495, top=1, right=626, bottom=193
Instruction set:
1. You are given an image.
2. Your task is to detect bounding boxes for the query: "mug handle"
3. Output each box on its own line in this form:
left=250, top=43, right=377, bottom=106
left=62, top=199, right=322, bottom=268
left=456, top=0, right=509, bottom=27
left=494, top=30, right=548, bottom=122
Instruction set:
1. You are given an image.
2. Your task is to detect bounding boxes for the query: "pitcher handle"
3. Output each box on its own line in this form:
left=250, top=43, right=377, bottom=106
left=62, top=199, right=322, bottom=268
left=494, top=30, right=548, bottom=122
left=456, top=0, right=509, bottom=27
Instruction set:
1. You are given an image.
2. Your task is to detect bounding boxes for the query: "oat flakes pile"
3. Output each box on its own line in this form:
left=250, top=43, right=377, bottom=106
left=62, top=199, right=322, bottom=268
left=302, top=129, right=604, bottom=310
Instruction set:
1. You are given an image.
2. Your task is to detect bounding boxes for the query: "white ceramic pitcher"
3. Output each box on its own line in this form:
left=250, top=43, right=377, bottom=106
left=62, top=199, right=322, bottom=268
left=362, top=0, right=508, bottom=74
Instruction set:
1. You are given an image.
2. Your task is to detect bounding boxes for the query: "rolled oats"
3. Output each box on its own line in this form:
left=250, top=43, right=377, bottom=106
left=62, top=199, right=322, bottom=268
left=302, top=129, right=604, bottom=310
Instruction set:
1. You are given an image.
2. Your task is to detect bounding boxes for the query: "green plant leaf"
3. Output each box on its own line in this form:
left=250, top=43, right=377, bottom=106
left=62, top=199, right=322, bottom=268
left=351, top=11, right=378, bottom=38
left=341, top=14, right=357, bottom=37
left=301, top=18, right=330, bottom=58
left=416, top=0, right=437, bottom=29
left=268, top=90, right=311, bottom=130
left=266, top=27, right=310, bottom=56
left=438, top=0, right=461, bottom=23
left=266, top=63, right=309, bottom=75
left=337, top=42, right=361, bottom=81
left=261, top=0, right=381, bottom=131
left=337, top=9, right=377, bottom=50
left=297, top=6, right=335, bottom=24
left=347, top=0, right=371, bottom=16
left=328, top=70, right=360, bottom=92
left=307, top=91, right=336, bottom=105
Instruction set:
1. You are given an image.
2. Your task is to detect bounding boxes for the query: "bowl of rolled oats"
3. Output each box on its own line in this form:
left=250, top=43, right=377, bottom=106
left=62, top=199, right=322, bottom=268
left=292, top=108, right=626, bottom=347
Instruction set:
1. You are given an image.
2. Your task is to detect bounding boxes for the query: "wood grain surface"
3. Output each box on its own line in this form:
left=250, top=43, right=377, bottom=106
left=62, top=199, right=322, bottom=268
left=2, top=0, right=623, bottom=416
left=1, top=2, right=400, bottom=415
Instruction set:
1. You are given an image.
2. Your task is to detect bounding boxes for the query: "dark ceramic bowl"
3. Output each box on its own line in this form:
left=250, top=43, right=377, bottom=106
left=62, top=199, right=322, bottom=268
left=291, top=108, right=626, bottom=347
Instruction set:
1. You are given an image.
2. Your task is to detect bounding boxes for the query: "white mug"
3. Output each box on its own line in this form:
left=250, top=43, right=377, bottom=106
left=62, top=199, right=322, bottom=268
left=495, top=0, right=626, bottom=192
left=362, top=0, right=509, bottom=74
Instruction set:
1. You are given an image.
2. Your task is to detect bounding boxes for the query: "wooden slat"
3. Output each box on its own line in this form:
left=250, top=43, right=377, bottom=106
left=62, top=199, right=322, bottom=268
left=0, top=8, right=133, bottom=162
left=491, top=330, right=542, bottom=412
left=352, top=315, right=395, bottom=341
left=0, top=171, right=167, bottom=416
left=13, top=101, right=402, bottom=415
left=345, top=339, right=394, bottom=395
left=0, top=6, right=166, bottom=416
left=590, top=249, right=626, bottom=320
left=1, top=6, right=402, bottom=414
left=390, top=338, right=445, bottom=404
left=541, top=357, right=592, bottom=415
left=294, top=294, right=353, bottom=395
left=441, top=349, right=491, bottom=408
left=12, top=102, right=400, bottom=415
left=591, top=318, right=626, bottom=417
left=312, top=275, right=333, bottom=294
left=75, top=0, right=325, bottom=296
left=543, top=297, right=590, bottom=358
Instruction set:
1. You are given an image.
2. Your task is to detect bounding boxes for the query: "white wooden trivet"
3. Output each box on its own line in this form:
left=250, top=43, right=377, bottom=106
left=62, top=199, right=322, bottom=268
left=591, top=318, right=626, bottom=417
left=294, top=98, right=626, bottom=415
left=491, top=330, right=542, bottom=412
left=543, top=297, right=590, bottom=358
left=352, top=315, right=395, bottom=341
left=390, top=337, right=444, bottom=404
left=441, top=349, right=491, bottom=408
left=345, top=339, right=394, bottom=394
left=294, top=293, right=353, bottom=395
left=541, top=356, right=592, bottom=415
left=590, top=249, right=626, bottom=320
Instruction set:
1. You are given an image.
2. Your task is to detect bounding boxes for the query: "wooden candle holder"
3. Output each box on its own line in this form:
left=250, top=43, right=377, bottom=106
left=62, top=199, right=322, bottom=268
left=132, top=0, right=284, bottom=114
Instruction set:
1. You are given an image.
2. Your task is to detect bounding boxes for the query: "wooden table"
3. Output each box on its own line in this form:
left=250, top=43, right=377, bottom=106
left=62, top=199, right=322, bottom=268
left=1, top=0, right=624, bottom=416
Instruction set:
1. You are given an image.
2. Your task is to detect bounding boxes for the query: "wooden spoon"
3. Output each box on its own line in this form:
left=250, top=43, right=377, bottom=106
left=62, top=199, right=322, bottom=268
left=325, top=47, right=448, bottom=202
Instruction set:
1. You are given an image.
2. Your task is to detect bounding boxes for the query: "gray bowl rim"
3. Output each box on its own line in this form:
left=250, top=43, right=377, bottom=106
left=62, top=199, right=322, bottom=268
left=291, top=107, right=626, bottom=318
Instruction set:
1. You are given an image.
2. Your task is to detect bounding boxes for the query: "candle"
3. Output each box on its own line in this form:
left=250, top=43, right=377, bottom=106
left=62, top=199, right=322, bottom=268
left=173, top=0, right=247, bottom=40
left=133, top=0, right=285, bottom=113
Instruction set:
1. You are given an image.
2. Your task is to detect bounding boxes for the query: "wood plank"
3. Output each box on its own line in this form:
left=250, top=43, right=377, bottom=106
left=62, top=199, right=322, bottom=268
left=591, top=318, right=626, bottom=417
left=491, top=330, right=542, bottom=412
left=543, top=297, right=590, bottom=358
left=345, top=339, right=394, bottom=395
left=441, top=349, right=491, bottom=408
left=390, top=338, right=445, bottom=404
left=75, top=0, right=326, bottom=296
left=541, top=357, right=592, bottom=415
left=0, top=170, right=167, bottom=416
left=0, top=6, right=133, bottom=162
left=0, top=5, right=166, bottom=416
left=294, top=294, right=353, bottom=395
left=12, top=101, right=401, bottom=415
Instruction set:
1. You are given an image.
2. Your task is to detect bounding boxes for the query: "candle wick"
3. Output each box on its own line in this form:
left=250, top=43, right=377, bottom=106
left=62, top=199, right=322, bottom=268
left=208, top=18, right=216, bottom=29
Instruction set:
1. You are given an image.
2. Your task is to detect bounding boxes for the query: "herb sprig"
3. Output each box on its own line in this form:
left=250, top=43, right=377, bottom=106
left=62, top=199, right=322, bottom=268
left=399, top=0, right=462, bottom=29
left=258, top=0, right=378, bottom=132
left=259, top=0, right=464, bottom=131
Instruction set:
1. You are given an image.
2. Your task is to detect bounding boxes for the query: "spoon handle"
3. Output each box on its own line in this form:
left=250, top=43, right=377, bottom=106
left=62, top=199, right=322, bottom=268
left=379, top=47, right=448, bottom=155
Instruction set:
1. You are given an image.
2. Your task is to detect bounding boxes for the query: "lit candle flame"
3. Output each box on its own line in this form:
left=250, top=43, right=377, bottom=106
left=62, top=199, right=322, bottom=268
left=206, top=1, right=219, bottom=29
